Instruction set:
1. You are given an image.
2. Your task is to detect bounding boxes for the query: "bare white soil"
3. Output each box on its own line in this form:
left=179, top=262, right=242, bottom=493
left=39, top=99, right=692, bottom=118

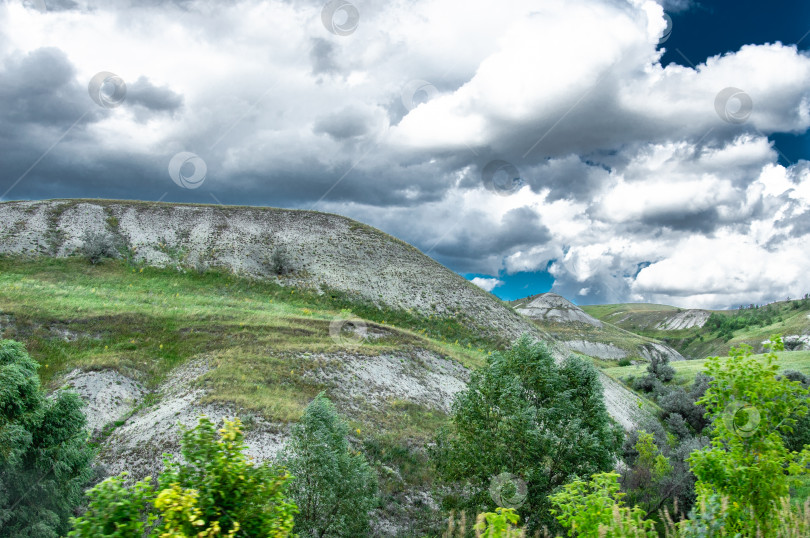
left=656, top=309, right=711, bottom=330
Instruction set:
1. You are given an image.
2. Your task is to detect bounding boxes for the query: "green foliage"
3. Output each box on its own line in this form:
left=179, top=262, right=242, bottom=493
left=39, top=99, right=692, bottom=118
left=704, top=305, right=782, bottom=341
left=621, top=431, right=673, bottom=516
left=687, top=336, right=810, bottom=535
left=0, top=339, right=94, bottom=537
left=69, top=417, right=297, bottom=537
left=433, top=336, right=622, bottom=531
left=473, top=508, right=525, bottom=537
left=280, top=393, right=378, bottom=537
left=548, top=472, right=657, bottom=537
left=160, top=417, right=297, bottom=536
left=68, top=473, right=157, bottom=536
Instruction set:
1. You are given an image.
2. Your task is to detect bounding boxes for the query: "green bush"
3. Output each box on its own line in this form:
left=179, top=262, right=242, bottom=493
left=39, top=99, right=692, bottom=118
left=269, top=247, right=293, bottom=276
left=432, top=336, right=622, bottom=531
left=548, top=472, right=657, bottom=537
left=686, top=336, right=810, bottom=535
left=69, top=417, right=297, bottom=537
left=0, top=339, right=95, bottom=537
left=280, top=393, right=377, bottom=537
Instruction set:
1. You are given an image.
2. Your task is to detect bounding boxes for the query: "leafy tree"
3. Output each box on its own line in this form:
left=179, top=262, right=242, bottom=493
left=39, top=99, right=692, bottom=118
left=0, top=339, right=94, bottom=537
left=548, top=472, right=657, bottom=537
left=687, top=336, right=810, bottom=535
left=433, top=336, right=622, bottom=531
left=69, top=417, right=297, bottom=537
left=280, top=393, right=377, bottom=537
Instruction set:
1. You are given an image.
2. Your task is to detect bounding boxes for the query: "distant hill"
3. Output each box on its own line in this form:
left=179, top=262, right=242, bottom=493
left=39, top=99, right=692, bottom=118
left=511, top=293, right=684, bottom=363
left=583, top=300, right=810, bottom=359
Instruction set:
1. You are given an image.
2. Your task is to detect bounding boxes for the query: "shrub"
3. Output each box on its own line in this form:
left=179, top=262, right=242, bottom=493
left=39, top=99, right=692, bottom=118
left=280, top=393, right=377, bottom=537
left=687, top=336, right=810, bottom=535
left=69, top=417, right=297, bottom=537
left=269, top=247, right=293, bottom=275
left=618, top=358, right=632, bottom=367
left=0, top=339, right=95, bottom=537
left=473, top=508, right=525, bottom=537
left=79, top=230, right=119, bottom=265
left=549, top=472, right=657, bottom=537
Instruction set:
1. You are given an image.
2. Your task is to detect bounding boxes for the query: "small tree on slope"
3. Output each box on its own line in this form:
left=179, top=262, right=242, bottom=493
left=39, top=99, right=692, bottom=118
left=280, top=393, right=378, bottom=538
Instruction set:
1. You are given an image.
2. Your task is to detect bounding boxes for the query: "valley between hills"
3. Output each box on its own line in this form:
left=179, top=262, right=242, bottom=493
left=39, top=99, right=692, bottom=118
left=2, top=199, right=810, bottom=535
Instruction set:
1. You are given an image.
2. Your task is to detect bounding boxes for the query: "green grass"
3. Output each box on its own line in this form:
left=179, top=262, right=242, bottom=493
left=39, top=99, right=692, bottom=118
left=0, top=255, right=492, bottom=427
left=601, top=350, right=810, bottom=387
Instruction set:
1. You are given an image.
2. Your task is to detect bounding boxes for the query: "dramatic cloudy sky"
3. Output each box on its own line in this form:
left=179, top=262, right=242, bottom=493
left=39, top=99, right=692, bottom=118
left=1, top=0, right=809, bottom=308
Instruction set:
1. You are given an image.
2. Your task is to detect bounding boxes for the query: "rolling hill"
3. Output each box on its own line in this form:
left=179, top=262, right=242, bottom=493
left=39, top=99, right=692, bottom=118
left=0, top=199, right=653, bottom=535
left=582, top=300, right=810, bottom=359
left=511, top=293, right=685, bottom=363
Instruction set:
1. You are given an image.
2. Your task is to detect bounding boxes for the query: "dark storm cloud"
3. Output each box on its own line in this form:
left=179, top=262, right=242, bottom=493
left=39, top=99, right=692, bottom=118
left=431, top=206, right=552, bottom=262
left=313, top=107, right=372, bottom=140
left=0, top=47, right=85, bottom=126
left=126, top=76, right=183, bottom=114
left=639, top=207, right=720, bottom=233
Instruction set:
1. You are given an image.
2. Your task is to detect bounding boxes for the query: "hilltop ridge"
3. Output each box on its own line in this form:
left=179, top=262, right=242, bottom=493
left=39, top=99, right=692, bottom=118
left=0, top=199, right=539, bottom=345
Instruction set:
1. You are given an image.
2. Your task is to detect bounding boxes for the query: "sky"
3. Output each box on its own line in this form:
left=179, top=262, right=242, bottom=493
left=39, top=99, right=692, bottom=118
left=0, top=0, right=809, bottom=309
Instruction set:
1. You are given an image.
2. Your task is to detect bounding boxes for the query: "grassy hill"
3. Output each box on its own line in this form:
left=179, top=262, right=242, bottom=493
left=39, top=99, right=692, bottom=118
left=583, top=300, right=810, bottom=360
left=0, top=200, right=653, bottom=534
left=0, top=255, right=498, bottom=533
left=511, top=293, right=684, bottom=364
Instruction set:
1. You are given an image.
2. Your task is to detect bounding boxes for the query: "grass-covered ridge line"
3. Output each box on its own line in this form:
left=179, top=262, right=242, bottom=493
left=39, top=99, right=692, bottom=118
left=602, top=349, right=810, bottom=388
left=0, top=255, right=491, bottom=423
left=583, top=299, right=810, bottom=360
